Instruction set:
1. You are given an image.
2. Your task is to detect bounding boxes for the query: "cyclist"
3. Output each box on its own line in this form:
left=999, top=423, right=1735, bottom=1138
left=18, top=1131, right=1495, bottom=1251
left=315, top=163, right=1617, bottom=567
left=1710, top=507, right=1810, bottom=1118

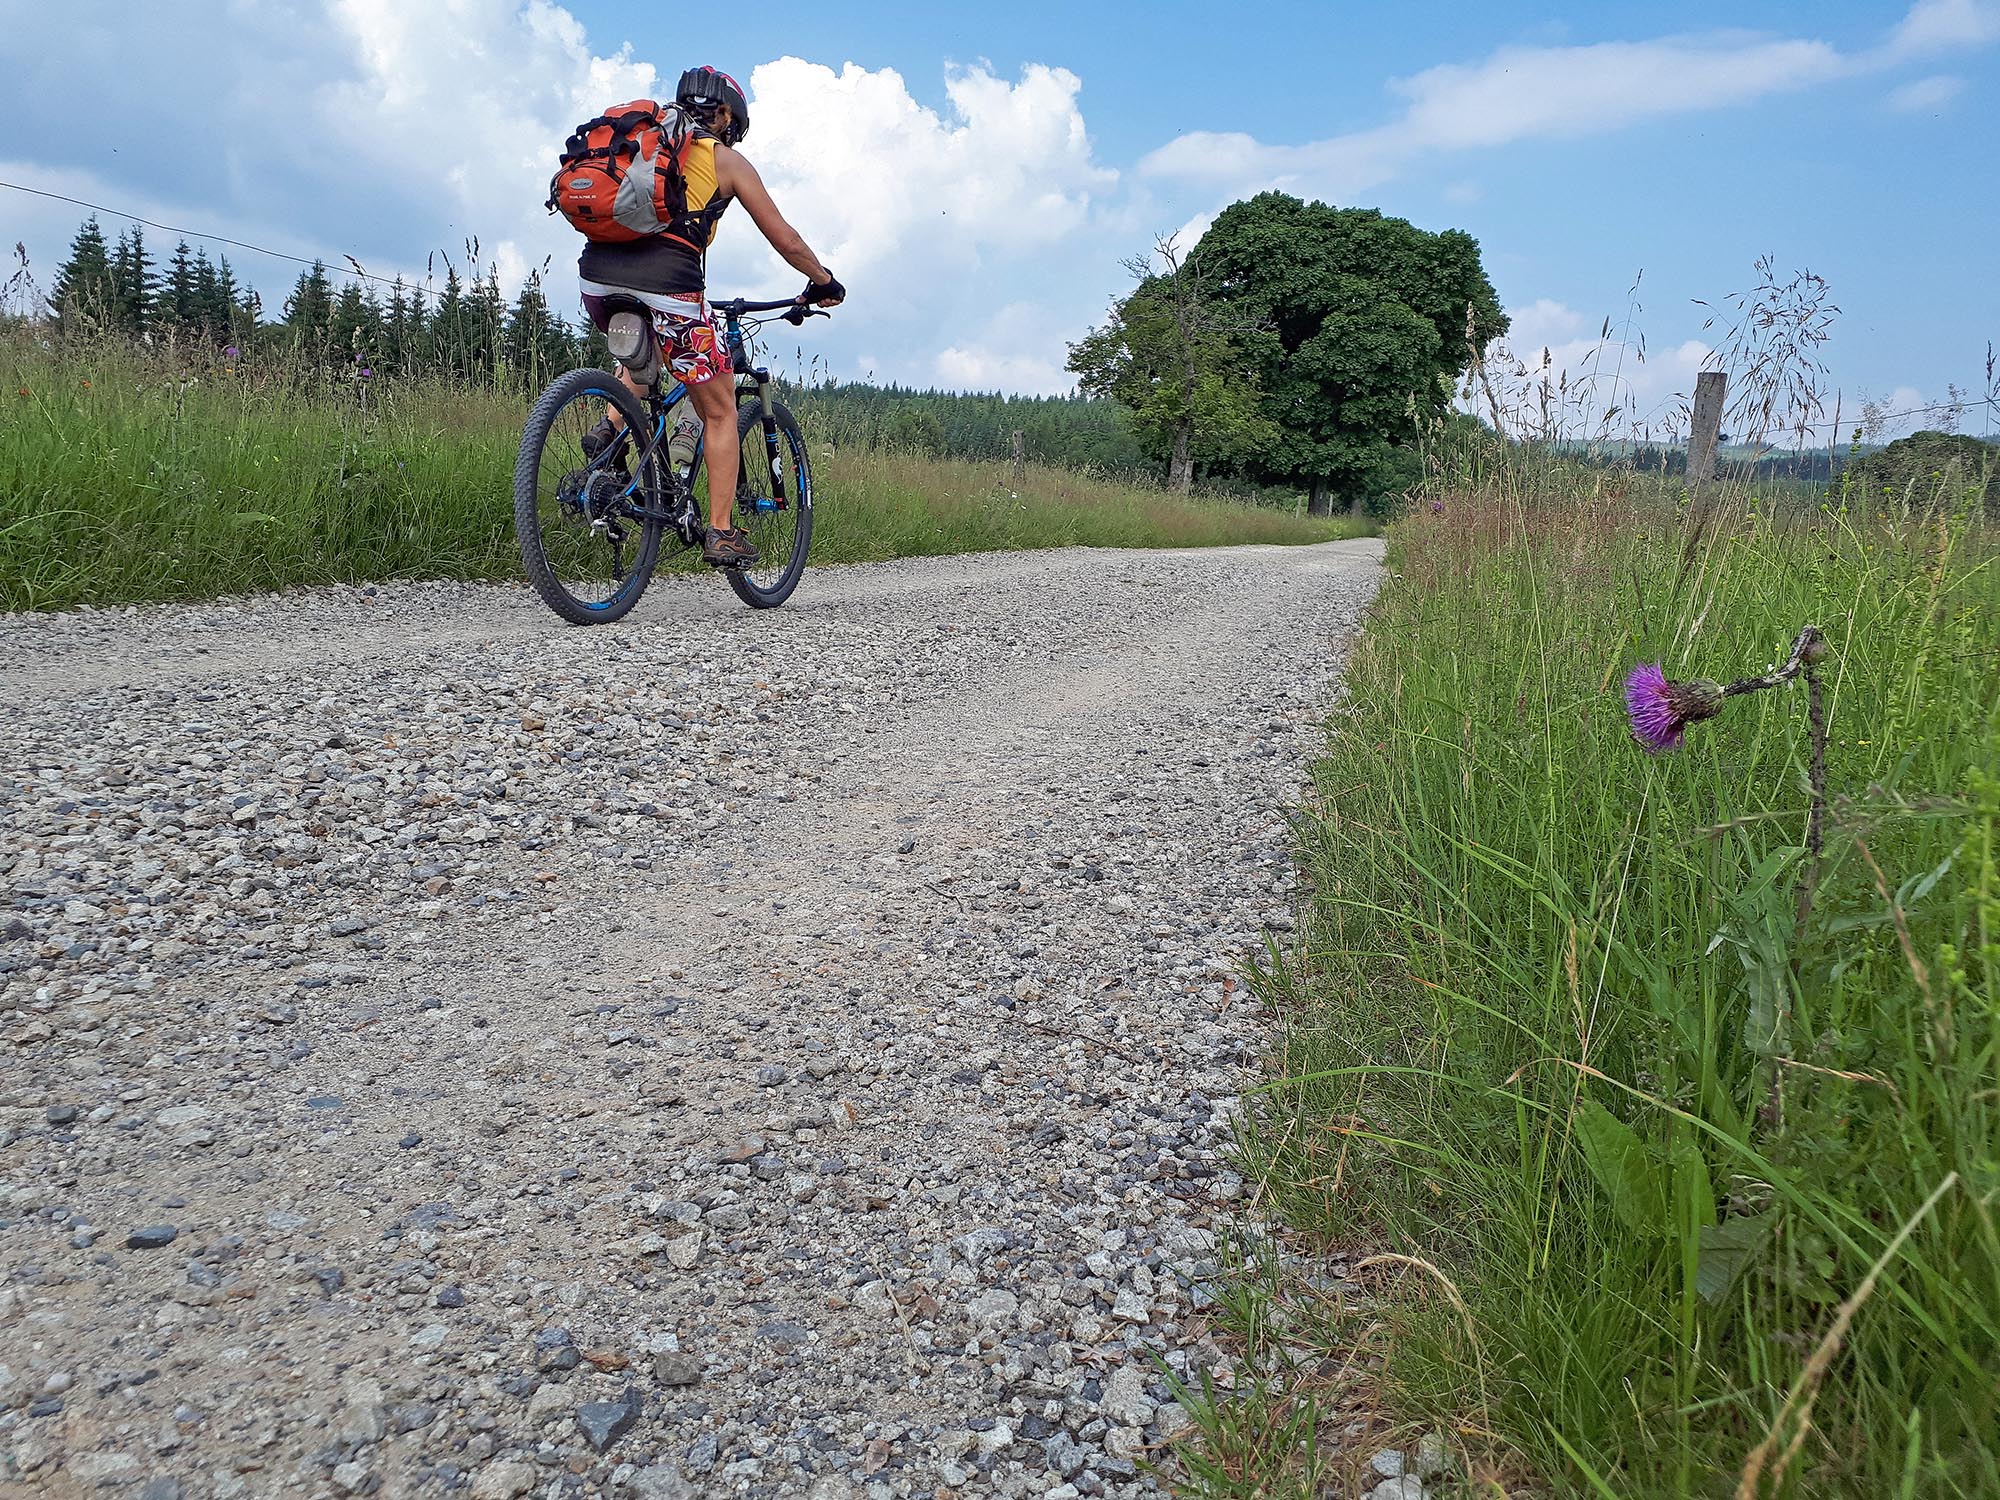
left=578, top=66, right=844, bottom=568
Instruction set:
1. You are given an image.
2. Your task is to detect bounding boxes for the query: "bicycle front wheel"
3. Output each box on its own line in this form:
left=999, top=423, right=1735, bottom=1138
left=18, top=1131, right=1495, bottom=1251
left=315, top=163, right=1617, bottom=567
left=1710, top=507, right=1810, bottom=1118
left=726, top=399, right=814, bottom=609
left=514, top=369, right=663, bottom=625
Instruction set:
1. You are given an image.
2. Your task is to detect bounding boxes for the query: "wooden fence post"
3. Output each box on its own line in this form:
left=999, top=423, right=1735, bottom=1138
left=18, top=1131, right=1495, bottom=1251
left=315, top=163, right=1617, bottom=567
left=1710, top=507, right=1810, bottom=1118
left=1687, top=371, right=1727, bottom=491
left=1011, top=430, right=1025, bottom=489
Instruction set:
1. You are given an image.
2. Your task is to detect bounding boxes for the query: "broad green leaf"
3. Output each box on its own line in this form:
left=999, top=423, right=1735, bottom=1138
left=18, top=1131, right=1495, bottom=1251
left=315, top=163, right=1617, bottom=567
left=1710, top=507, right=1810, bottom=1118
left=1575, top=1100, right=1667, bottom=1236
left=1696, top=1212, right=1772, bottom=1305
left=1672, top=1137, right=1716, bottom=1233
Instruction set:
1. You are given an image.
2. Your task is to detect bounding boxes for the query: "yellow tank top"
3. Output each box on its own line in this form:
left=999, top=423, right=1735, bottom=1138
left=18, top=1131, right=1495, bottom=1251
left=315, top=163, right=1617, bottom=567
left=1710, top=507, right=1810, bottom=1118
left=674, top=134, right=730, bottom=249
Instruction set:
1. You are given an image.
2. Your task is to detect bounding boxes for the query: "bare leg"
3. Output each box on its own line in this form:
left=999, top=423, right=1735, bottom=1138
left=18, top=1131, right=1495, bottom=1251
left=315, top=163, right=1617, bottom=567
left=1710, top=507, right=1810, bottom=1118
left=602, top=365, right=646, bottom=431
left=689, top=373, right=739, bottom=532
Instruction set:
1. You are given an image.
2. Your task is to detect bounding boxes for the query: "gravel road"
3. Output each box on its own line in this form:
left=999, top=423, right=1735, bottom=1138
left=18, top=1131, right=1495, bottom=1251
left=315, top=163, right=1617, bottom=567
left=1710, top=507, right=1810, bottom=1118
left=0, top=538, right=1382, bottom=1500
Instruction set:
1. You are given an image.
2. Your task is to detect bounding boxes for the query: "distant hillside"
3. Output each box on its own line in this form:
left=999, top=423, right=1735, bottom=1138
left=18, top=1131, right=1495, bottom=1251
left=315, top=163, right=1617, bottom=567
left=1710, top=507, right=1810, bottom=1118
left=1843, top=430, right=1999, bottom=509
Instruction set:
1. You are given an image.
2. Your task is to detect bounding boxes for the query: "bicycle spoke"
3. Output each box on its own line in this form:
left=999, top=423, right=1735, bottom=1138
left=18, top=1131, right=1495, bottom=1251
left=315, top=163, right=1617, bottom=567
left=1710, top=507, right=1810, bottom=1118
left=723, top=399, right=813, bottom=609
left=514, top=371, right=664, bottom=624
left=734, top=419, right=800, bottom=590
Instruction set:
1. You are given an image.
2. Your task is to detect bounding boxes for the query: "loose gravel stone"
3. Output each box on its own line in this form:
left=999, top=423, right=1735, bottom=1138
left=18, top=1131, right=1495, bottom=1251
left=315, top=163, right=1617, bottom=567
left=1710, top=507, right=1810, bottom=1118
left=469, top=1460, right=537, bottom=1500
left=1371, top=1448, right=1408, bottom=1478
left=123, top=1225, right=179, bottom=1250
left=575, top=1384, right=642, bottom=1452
left=1414, top=1429, right=1453, bottom=1479
left=652, top=1350, right=702, bottom=1386
left=0, top=542, right=1380, bottom=1497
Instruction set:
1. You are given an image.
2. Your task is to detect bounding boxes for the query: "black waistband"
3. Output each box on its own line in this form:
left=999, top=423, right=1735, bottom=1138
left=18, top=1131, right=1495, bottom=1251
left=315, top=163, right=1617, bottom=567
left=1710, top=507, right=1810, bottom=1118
left=579, top=236, right=704, bottom=297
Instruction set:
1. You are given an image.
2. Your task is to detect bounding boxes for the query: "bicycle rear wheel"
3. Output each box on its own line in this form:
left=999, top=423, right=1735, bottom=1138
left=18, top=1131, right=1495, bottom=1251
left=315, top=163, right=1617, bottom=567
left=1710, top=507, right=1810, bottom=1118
left=514, top=369, right=664, bottom=625
left=725, top=399, right=814, bottom=609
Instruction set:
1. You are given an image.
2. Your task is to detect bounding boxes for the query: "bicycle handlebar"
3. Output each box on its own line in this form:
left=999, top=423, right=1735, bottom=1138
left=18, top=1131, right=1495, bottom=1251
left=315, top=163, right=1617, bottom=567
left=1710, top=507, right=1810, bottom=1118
left=723, top=296, right=805, bottom=314
left=715, top=296, right=833, bottom=317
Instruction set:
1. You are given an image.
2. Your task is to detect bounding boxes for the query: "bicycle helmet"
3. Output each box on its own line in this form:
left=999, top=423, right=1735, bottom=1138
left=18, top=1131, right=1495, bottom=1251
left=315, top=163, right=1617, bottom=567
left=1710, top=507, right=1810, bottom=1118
left=676, top=66, right=749, bottom=145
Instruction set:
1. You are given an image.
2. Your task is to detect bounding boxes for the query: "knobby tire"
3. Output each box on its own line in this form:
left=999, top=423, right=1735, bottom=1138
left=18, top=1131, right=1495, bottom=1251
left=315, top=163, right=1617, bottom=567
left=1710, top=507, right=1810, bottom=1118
left=514, top=369, right=663, bottom=626
left=725, top=398, right=813, bottom=610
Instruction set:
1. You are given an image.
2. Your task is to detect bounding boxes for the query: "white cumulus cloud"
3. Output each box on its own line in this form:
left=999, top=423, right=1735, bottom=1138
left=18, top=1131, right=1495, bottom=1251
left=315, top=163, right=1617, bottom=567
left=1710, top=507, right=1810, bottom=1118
left=1140, top=4, right=1999, bottom=204
left=1462, top=297, right=1714, bottom=440
left=734, top=57, right=1116, bottom=288
left=1882, top=0, right=2000, bottom=58
left=1140, top=32, right=1847, bottom=200
left=0, top=2, right=1126, bottom=390
left=933, top=302, right=1080, bottom=395
left=1885, top=73, right=1967, bottom=110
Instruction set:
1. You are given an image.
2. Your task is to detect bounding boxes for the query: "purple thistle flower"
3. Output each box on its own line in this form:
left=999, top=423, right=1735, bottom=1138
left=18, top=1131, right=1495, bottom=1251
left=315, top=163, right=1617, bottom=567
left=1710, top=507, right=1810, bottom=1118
left=224, top=345, right=240, bottom=359
left=1624, top=664, right=1725, bottom=753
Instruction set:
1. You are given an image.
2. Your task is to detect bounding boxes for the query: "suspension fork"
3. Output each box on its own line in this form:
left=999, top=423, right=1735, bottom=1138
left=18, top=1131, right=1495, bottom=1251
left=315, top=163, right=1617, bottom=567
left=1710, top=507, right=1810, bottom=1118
left=739, top=364, right=787, bottom=507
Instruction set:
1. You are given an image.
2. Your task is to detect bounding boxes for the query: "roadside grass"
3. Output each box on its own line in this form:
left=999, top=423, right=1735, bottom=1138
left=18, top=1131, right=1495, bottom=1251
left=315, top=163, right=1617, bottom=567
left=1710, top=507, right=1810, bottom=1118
left=1177, top=465, right=1999, bottom=1498
left=0, top=328, right=1364, bottom=611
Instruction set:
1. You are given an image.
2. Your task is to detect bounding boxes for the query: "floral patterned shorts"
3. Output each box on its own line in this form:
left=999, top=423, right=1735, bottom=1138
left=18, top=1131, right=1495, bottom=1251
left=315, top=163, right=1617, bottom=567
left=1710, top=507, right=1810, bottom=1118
left=579, top=284, right=733, bottom=387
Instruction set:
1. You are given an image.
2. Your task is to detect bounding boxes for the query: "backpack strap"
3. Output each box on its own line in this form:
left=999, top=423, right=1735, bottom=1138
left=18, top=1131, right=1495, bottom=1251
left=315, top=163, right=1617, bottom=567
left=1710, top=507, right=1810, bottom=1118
left=559, top=109, right=659, bottom=168
left=656, top=116, right=734, bottom=256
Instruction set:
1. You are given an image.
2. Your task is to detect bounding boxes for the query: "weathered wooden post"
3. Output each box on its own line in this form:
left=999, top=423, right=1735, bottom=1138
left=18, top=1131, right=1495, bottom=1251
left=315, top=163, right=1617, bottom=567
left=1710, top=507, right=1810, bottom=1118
left=1676, top=370, right=1730, bottom=572
left=1687, top=371, right=1727, bottom=491
left=1011, top=430, right=1025, bottom=488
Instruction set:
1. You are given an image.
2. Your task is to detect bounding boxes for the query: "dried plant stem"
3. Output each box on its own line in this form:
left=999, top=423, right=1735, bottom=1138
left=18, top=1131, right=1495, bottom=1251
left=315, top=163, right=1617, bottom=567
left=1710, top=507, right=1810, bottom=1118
left=1794, top=659, right=1829, bottom=936
left=1704, top=624, right=1831, bottom=937
left=1464, top=300, right=1508, bottom=437
left=1734, top=1172, right=1957, bottom=1500
left=1357, top=1252, right=1494, bottom=1479
left=1720, top=625, right=1824, bottom=700
left=1714, top=625, right=1830, bottom=1133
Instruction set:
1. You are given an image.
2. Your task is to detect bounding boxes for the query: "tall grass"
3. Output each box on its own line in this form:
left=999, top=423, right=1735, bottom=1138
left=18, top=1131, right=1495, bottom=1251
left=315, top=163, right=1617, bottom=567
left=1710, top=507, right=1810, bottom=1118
left=0, top=326, right=1361, bottom=611
left=1218, top=460, right=1998, bottom=1496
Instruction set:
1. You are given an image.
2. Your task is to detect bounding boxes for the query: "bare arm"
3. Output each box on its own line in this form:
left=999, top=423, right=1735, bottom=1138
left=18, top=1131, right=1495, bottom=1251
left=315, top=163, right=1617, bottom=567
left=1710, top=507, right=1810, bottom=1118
left=714, top=145, right=842, bottom=301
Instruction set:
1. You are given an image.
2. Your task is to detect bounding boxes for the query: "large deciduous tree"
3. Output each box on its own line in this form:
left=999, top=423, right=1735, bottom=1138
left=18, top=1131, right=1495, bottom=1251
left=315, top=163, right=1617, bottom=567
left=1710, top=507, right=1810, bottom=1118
left=1193, top=192, right=1508, bottom=513
left=1067, top=237, right=1276, bottom=494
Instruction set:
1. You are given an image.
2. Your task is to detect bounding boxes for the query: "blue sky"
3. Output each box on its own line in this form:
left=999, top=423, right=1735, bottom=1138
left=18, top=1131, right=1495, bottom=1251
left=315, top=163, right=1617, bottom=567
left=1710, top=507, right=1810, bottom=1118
left=3, top=0, right=1996, bottom=437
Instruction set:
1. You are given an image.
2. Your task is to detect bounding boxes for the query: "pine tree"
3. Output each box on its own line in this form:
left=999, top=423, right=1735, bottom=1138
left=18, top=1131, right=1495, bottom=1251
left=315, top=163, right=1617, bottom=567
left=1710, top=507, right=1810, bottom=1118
left=504, top=272, right=577, bottom=391
left=283, top=260, right=335, bottom=354
left=432, top=266, right=467, bottom=379
left=108, top=225, right=158, bottom=336
left=327, top=281, right=380, bottom=367
left=381, top=278, right=414, bottom=377
left=191, top=250, right=223, bottom=342
left=50, top=217, right=115, bottom=330
left=216, top=257, right=258, bottom=346
left=468, top=268, right=507, bottom=384
left=162, top=240, right=198, bottom=330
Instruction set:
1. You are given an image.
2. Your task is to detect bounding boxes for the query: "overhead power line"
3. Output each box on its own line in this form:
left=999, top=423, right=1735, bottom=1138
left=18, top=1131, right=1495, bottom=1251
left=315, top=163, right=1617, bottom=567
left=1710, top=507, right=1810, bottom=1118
left=1769, top=395, right=1998, bottom=437
left=0, top=178, right=490, bottom=295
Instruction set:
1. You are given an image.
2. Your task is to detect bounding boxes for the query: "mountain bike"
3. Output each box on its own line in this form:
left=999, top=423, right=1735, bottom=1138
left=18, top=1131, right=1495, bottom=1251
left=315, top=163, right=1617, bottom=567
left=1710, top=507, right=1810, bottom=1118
left=513, top=296, right=827, bottom=623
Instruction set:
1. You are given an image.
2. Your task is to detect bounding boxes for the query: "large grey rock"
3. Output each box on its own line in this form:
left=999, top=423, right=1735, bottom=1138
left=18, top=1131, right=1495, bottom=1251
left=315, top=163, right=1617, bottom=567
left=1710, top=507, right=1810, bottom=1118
left=1099, top=1364, right=1156, bottom=1428
left=575, top=1386, right=641, bottom=1453
left=651, top=1350, right=701, bottom=1387
left=630, top=1468, right=697, bottom=1500
left=966, top=1288, right=1020, bottom=1330
left=470, top=1461, right=537, bottom=1500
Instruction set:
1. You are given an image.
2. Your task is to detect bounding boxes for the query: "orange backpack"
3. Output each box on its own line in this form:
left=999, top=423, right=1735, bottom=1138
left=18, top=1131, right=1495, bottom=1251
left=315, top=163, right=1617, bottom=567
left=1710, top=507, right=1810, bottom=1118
left=547, top=99, right=722, bottom=247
